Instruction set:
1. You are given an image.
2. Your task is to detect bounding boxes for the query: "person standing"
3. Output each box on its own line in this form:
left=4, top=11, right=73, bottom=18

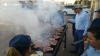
left=68, top=4, right=90, bottom=54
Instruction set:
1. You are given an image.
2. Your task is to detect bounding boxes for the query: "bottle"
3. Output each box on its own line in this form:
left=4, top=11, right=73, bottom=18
left=36, top=51, right=43, bottom=56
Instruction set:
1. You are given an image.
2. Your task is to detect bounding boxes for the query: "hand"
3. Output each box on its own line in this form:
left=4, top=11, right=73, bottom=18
left=82, top=36, right=87, bottom=41
left=66, top=19, right=74, bottom=24
left=66, top=19, right=70, bottom=22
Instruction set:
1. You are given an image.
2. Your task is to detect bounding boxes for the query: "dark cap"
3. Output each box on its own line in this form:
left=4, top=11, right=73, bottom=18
left=9, top=34, right=32, bottom=48
left=95, top=9, right=100, bottom=13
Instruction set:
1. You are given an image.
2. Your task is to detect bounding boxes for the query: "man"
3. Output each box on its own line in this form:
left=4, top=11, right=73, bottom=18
left=91, top=9, right=100, bottom=26
left=68, top=4, right=90, bottom=54
left=81, top=26, right=100, bottom=56
left=86, top=9, right=100, bottom=49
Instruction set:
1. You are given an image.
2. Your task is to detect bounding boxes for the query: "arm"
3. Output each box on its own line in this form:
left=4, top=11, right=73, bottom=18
left=68, top=18, right=75, bottom=23
left=67, top=14, right=76, bottom=23
left=83, top=14, right=90, bottom=36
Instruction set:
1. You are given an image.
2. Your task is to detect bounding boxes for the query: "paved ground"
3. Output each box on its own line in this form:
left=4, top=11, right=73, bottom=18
left=56, top=15, right=79, bottom=56
left=57, top=23, right=78, bottom=56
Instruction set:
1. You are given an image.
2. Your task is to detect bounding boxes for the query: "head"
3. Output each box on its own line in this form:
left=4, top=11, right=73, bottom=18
left=59, top=6, right=64, bottom=11
left=95, top=9, right=100, bottom=18
left=6, top=34, right=32, bottom=56
left=75, top=8, right=82, bottom=13
left=87, top=26, right=100, bottom=50
left=74, top=4, right=83, bottom=13
left=72, top=7, right=77, bottom=13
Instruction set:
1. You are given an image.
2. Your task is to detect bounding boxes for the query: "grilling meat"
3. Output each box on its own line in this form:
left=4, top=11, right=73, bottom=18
left=49, top=38, right=57, bottom=45
left=43, top=46, right=53, bottom=52
left=42, top=40, right=50, bottom=47
left=54, top=35, right=60, bottom=39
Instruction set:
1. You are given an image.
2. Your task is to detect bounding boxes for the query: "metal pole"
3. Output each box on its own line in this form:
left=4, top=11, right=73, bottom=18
left=90, top=0, right=94, bottom=21
left=93, top=0, right=99, bottom=19
left=98, top=0, right=100, bottom=8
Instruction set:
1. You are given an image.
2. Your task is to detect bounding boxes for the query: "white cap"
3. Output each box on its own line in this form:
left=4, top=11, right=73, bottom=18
left=74, top=4, right=83, bottom=9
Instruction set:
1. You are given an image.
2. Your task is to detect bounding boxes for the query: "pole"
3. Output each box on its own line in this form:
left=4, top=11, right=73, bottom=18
left=98, top=0, right=100, bottom=8
left=93, top=0, right=99, bottom=19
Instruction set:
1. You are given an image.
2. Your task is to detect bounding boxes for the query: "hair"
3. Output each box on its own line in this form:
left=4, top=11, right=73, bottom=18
left=15, top=46, right=29, bottom=56
left=98, top=12, right=100, bottom=13
left=79, top=8, right=83, bottom=10
left=6, top=46, right=30, bottom=56
left=88, top=26, right=100, bottom=40
left=6, top=35, right=32, bottom=56
left=75, top=7, right=83, bottom=10
left=6, top=47, right=22, bottom=56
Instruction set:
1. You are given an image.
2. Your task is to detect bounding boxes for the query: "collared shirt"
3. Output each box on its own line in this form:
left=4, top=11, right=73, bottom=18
left=69, top=11, right=90, bottom=36
left=81, top=45, right=100, bottom=56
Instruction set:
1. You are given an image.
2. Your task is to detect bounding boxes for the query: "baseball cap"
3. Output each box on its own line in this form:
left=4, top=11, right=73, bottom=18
left=9, top=34, right=32, bottom=48
left=95, top=9, right=100, bottom=13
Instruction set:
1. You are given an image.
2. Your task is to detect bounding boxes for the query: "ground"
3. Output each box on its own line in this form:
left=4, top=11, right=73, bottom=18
left=57, top=23, right=78, bottom=56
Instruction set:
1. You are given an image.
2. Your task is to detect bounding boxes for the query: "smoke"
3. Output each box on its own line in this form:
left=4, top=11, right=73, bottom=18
left=0, top=0, right=63, bottom=41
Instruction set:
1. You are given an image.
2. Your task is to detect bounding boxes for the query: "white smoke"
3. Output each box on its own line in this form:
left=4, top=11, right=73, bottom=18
left=0, top=0, right=63, bottom=41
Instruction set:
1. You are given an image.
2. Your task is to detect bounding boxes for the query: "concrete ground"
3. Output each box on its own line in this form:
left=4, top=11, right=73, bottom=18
left=57, top=23, right=78, bottom=56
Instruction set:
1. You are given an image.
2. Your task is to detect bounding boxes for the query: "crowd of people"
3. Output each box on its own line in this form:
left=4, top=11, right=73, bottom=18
left=5, top=4, right=100, bottom=56
left=67, top=4, right=100, bottom=56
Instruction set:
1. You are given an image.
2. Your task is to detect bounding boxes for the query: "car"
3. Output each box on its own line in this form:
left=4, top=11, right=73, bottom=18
left=62, top=5, right=75, bottom=15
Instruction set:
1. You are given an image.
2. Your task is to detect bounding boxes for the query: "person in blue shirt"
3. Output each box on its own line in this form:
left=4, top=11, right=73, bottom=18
left=68, top=4, right=90, bottom=54
left=91, top=9, right=100, bottom=26
left=85, top=9, right=100, bottom=50
left=81, top=26, right=100, bottom=56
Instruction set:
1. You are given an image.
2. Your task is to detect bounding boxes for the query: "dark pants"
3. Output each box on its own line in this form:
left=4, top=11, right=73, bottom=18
left=74, top=30, right=84, bottom=53
left=72, top=24, right=75, bottom=37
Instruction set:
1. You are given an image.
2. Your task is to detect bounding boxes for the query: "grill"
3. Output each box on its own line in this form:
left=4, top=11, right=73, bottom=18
left=31, top=25, right=67, bottom=56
